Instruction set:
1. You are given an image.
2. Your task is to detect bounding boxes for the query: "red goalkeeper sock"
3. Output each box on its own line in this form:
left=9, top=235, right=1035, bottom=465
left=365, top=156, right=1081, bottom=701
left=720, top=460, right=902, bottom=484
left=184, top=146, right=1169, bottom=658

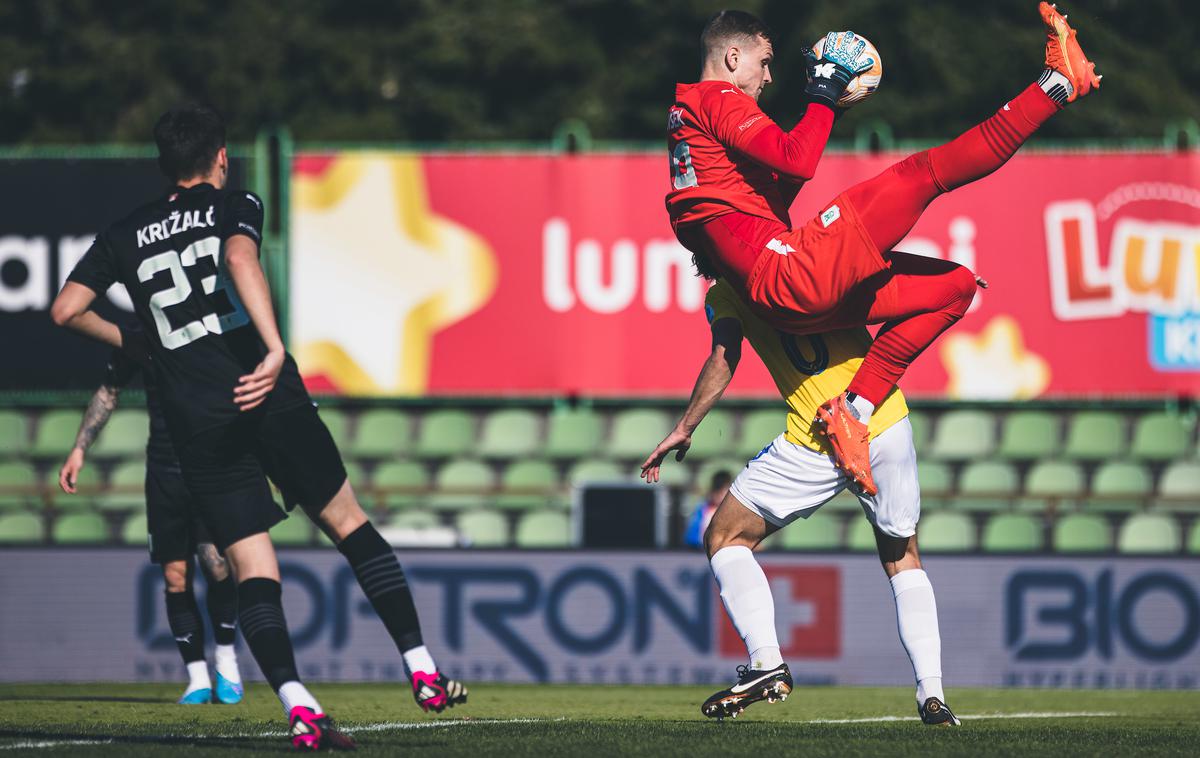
left=928, top=83, right=1060, bottom=192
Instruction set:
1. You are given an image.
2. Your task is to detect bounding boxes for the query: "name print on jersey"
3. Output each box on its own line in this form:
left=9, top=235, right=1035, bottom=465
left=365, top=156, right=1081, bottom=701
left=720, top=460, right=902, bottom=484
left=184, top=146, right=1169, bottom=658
left=135, top=207, right=215, bottom=248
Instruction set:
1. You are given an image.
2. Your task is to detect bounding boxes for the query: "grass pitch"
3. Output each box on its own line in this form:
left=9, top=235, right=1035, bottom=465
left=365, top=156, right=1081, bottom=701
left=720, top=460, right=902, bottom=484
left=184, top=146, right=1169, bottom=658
left=0, top=683, right=1197, bottom=756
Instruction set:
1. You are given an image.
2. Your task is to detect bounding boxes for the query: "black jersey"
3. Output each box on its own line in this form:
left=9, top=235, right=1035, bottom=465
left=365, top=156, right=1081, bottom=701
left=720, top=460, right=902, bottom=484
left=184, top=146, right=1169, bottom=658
left=68, top=183, right=310, bottom=446
left=103, top=331, right=177, bottom=467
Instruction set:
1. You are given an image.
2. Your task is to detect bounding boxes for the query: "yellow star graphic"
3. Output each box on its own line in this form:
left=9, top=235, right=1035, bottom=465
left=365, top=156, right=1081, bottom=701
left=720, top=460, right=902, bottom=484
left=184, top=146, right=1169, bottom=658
left=940, top=315, right=1051, bottom=399
left=290, top=154, right=496, bottom=394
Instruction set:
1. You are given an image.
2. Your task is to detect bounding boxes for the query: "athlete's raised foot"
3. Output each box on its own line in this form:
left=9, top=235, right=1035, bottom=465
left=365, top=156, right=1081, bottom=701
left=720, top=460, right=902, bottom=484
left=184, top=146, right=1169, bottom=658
left=1039, top=1, right=1100, bottom=102
left=289, top=706, right=357, bottom=751
left=412, top=671, right=469, bottom=713
left=918, top=696, right=962, bottom=726
left=702, top=663, right=793, bottom=721
left=815, top=394, right=877, bottom=496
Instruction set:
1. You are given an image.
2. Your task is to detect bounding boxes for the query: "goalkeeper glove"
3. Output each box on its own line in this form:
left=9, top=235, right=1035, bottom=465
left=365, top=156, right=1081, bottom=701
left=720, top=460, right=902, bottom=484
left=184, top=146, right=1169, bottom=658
left=804, top=31, right=876, bottom=108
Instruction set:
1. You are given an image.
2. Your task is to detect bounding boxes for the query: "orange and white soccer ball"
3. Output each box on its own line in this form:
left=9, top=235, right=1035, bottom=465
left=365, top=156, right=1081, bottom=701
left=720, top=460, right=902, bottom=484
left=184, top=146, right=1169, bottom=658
left=811, top=32, right=883, bottom=107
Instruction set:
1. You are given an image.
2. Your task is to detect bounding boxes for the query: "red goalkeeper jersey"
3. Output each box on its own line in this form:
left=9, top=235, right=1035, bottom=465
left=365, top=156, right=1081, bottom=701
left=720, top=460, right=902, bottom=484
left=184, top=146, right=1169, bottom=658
left=664, top=81, right=836, bottom=233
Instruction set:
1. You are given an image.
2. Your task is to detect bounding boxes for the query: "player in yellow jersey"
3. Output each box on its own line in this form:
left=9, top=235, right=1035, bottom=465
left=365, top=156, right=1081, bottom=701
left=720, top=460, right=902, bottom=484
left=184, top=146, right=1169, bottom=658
left=641, top=278, right=959, bottom=727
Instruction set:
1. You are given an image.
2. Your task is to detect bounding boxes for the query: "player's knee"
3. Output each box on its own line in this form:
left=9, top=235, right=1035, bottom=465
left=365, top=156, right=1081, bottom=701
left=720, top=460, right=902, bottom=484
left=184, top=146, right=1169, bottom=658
left=944, top=264, right=978, bottom=317
left=162, top=561, right=189, bottom=593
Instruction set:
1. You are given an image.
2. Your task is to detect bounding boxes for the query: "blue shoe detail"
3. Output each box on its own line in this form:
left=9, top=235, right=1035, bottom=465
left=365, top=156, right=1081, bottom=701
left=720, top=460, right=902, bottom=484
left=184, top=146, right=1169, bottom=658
left=178, top=688, right=212, bottom=705
left=215, top=673, right=243, bottom=704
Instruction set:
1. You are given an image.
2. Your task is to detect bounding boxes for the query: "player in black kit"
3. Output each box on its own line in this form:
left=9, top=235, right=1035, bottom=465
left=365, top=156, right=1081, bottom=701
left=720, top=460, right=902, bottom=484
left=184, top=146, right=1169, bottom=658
left=51, top=105, right=466, bottom=750
left=57, top=325, right=244, bottom=705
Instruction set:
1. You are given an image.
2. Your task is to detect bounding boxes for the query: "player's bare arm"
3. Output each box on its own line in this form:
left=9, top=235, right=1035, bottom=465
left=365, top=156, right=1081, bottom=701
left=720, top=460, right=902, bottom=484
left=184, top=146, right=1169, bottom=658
left=49, top=281, right=123, bottom=348
left=641, top=318, right=743, bottom=483
left=58, top=382, right=121, bottom=494
left=224, top=234, right=285, bottom=411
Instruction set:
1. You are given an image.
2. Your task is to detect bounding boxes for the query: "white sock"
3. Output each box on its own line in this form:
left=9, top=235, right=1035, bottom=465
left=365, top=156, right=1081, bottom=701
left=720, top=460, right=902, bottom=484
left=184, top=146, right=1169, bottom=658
left=278, top=680, right=322, bottom=717
left=184, top=661, right=211, bottom=694
left=214, top=644, right=241, bottom=683
left=847, top=393, right=875, bottom=424
left=890, top=569, right=944, bottom=704
left=402, top=645, right=437, bottom=678
left=710, top=546, right=782, bottom=670
left=1038, top=69, right=1073, bottom=105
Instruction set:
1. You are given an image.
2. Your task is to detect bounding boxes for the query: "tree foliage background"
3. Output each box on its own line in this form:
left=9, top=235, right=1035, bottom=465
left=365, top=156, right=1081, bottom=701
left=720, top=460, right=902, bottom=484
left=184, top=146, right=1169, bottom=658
left=1, top=0, right=1196, bottom=145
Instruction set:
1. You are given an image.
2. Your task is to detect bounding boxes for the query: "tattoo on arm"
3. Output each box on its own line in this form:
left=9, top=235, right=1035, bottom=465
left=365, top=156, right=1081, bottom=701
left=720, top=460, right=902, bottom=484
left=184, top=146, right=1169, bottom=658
left=73, top=384, right=120, bottom=452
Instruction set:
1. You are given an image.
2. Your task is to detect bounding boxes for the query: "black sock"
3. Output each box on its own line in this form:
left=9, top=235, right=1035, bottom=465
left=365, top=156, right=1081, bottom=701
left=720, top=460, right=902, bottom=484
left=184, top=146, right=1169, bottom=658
left=237, top=577, right=300, bottom=691
left=165, top=589, right=206, bottom=665
left=338, top=522, right=424, bottom=652
left=205, top=576, right=239, bottom=646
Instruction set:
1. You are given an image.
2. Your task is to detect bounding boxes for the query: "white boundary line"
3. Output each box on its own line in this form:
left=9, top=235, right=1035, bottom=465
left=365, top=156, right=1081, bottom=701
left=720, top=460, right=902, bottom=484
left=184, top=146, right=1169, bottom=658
left=0, top=712, right=1122, bottom=750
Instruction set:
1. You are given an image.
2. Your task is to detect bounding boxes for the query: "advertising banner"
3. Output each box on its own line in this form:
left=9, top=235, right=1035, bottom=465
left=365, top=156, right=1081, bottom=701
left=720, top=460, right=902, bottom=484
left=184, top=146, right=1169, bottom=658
left=290, top=150, right=1200, bottom=398
left=0, top=157, right=250, bottom=391
left=2, top=549, right=1197, bottom=689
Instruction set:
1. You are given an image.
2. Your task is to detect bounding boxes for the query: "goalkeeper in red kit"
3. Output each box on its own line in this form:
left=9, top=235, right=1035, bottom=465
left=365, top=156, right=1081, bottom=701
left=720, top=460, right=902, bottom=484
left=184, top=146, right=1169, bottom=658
left=666, top=4, right=1099, bottom=495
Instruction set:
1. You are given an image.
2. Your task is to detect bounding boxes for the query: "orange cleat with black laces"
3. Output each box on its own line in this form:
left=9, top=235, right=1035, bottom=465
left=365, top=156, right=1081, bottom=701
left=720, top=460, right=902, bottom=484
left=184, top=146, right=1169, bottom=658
left=816, top=394, right=877, bottom=497
left=1039, top=2, right=1101, bottom=102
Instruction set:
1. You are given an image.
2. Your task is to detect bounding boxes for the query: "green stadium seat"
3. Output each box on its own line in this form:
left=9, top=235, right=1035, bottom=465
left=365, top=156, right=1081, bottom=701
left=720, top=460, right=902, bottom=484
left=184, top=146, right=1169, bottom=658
left=918, top=461, right=953, bottom=495
left=651, top=460, right=693, bottom=489
left=566, top=459, right=626, bottom=486
left=97, top=460, right=146, bottom=511
left=928, top=410, right=996, bottom=461
left=544, top=407, right=602, bottom=460
left=44, top=462, right=104, bottom=507
left=1025, top=460, right=1086, bottom=497
left=607, top=409, right=671, bottom=459
left=1159, top=461, right=1200, bottom=498
left=1063, top=411, right=1124, bottom=460
left=1053, top=512, right=1112, bottom=553
left=997, top=411, right=1059, bottom=460
left=90, top=409, right=148, bottom=458
left=0, top=461, right=38, bottom=510
left=430, top=459, right=495, bottom=510
left=777, top=510, right=841, bottom=550
left=687, top=410, right=735, bottom=459
left=823, top=488, right=863, bottom=512
left=51, top=511, right=109, bottom=544
left=736, top=409, right=786, bottom=458
left=918, top=512, right=976, bottom=552
left=514, top=510, right=571, bottom=548
left=271, top=514, right=314, bottom=546
left=349, top=410, right=411, bottom=458
left=1117, top=513, right=1180, bottom=554
left=414, top=410, right=474, bottom=459
left=30, top=410, right=83, bottom=458
left=1188, top=521, right=1200, bottom=555
left=387, top=510, right=441, bottom=530
left=1130, top=412, right=1192, bottom=462
left=371, top=460, right=429, bottom=510
left=981, top=513, right=1043, bottom=552
left=0, top=511, right=43, bottom=544
left=455, top=509, right=509, bottom=547
left=845, top=517, right=877, bottom=552
left=0, top=411, right=30, bottom=457
left=121, top=512, right=148, bottom=546
left=318, top=408, right=352, bottom=449
left=1087, top=461, right=1151, bottom=512
left=343, top=461, right=367, bottom=490
left=695, top=459, right=745, bottom=492
left=907, top=410, right=930, bottom=454
left=478, top=409, right=541, bottom=460
left=956, top=461, right=1019, bottom=511
left=497, top=460, right=560, bottom=510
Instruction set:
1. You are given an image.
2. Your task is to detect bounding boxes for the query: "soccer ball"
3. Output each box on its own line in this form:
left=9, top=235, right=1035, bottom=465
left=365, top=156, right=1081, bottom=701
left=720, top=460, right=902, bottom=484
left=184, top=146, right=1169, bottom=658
left=811, top=33, right=883, bottom=108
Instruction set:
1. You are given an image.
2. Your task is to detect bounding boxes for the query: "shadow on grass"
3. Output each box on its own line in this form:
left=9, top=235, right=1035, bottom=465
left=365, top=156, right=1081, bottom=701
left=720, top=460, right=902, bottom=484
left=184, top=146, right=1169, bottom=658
left=0, top=694, right=167, bottom=704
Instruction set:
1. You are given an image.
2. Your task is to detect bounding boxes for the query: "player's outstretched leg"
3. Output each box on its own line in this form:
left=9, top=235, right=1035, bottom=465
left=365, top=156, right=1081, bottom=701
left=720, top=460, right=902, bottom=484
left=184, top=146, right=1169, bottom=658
left=227, top=534, right=356, bottom=750
left=161, top=559, right=213, bottom=704
left=316, top=480, right=468, bottom=713
left=702, top=495, right=791, bottom=720
left=197, top=543, right=243, bottom=705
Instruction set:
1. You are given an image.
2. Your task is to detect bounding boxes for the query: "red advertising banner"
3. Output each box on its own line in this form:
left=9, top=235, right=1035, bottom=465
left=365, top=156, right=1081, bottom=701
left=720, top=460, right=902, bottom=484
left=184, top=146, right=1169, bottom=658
left=290, top=150, right=1200, bottom=398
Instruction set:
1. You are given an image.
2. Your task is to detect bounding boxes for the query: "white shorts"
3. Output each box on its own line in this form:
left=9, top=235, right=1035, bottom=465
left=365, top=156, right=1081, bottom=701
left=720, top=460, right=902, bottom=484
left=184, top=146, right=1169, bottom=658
left=728, top=417, right=920, bottom=538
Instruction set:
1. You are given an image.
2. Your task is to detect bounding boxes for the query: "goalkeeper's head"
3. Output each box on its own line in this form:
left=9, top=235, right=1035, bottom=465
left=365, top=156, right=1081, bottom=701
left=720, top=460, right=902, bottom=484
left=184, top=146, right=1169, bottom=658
left=700, top=10, right=775, bottom=101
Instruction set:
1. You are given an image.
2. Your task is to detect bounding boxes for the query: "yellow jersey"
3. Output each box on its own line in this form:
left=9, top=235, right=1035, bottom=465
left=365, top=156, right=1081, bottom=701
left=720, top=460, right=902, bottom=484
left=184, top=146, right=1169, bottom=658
left=705, top=279, right=908, bottom=453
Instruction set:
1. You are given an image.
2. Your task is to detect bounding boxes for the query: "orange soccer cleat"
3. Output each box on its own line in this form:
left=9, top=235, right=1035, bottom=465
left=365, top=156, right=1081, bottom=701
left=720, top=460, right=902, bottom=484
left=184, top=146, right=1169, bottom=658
left=816, top=394, right=877, bottom=497
left=1039, top=2, right=1101, bottom=102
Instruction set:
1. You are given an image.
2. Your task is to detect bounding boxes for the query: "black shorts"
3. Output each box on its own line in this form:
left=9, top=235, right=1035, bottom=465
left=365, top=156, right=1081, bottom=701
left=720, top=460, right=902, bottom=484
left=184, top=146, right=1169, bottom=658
left=177, top=403, right=347, bottom=552
left=145, top=462, right=213, bottom=564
